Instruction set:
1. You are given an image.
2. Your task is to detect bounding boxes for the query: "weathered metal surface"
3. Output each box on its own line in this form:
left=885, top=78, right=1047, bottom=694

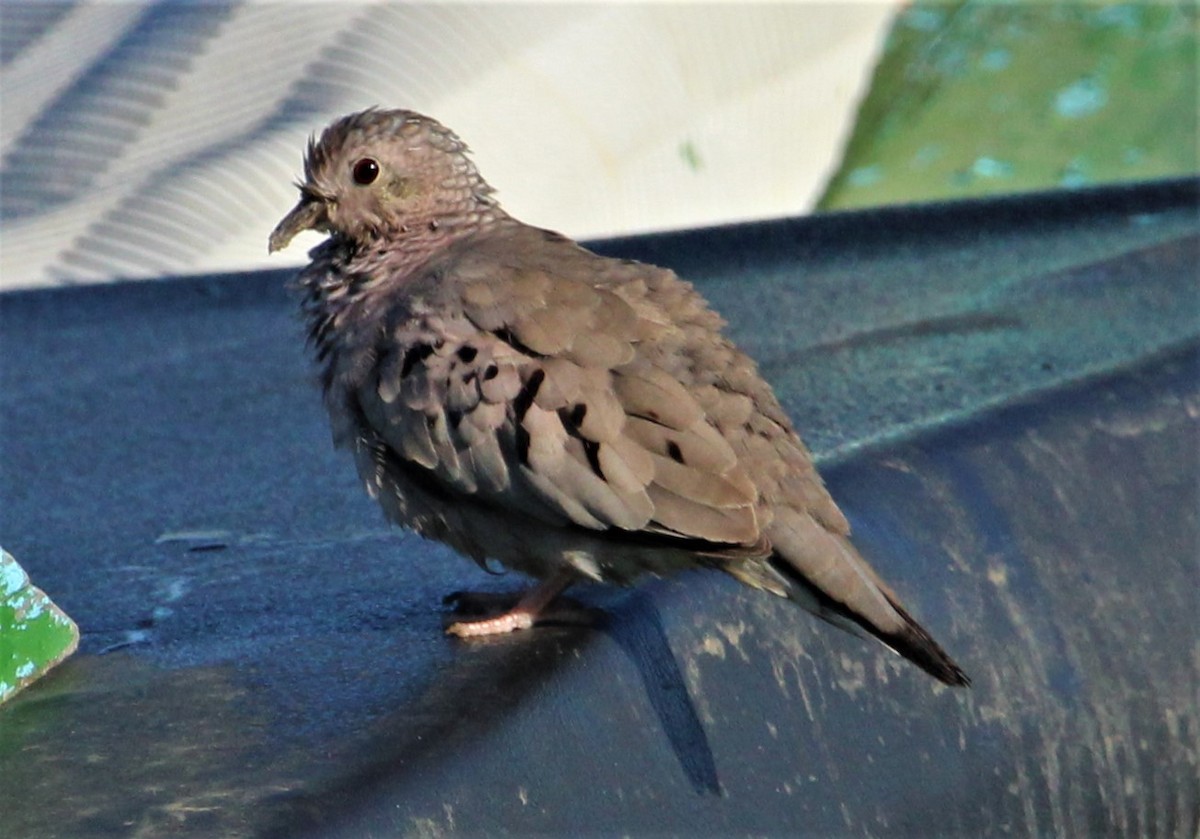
left=0, top=179, right=1196, bottom=837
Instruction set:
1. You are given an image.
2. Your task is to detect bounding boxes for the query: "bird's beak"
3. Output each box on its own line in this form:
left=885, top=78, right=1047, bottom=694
left=268, top=195, right=327, bottom=253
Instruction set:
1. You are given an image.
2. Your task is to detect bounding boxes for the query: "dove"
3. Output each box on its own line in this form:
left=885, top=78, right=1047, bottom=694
left=269, top=108, right=968, bottom=687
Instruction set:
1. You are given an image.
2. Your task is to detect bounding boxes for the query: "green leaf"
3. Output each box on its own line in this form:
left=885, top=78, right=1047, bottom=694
left=1, top=548, right=79, bottom=704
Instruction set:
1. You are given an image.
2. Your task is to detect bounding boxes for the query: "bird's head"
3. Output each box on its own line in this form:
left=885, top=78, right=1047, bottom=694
left=269, top=108, right=497, bottom=253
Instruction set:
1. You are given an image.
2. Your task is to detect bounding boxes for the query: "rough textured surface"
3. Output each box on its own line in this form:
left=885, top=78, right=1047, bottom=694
left=270, top=109, right=966, bottom=684
left=0, top=178, right=1196, bottom=837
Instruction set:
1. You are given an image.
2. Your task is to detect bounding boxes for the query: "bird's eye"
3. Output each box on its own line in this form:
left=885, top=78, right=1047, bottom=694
left=352, top=158, right=380, bottom=185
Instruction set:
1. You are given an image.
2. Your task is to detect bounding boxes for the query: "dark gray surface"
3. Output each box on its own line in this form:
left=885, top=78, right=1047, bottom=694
left=1, top=179, right=1197, bottom=838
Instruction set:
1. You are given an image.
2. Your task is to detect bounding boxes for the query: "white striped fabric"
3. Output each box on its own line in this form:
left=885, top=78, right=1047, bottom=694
left=0, top=2, right=895, bottom=289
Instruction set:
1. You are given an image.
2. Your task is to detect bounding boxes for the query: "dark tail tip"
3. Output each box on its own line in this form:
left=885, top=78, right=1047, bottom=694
left=766, top=555, right=970, bottom=687
left=884, top=598, right=971, bottom=687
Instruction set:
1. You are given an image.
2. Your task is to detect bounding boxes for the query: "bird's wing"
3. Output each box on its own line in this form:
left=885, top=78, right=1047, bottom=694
left=353, top=242, right=765, bottom=553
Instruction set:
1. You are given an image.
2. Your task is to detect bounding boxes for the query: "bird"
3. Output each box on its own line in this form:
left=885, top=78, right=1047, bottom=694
left=268, top=107, right=969, bottom=687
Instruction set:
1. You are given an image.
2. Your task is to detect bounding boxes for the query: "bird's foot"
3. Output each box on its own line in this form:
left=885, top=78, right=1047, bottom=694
left=445, top=604, right=538, bottom=637
left=444, top=571, right=594, bottom=637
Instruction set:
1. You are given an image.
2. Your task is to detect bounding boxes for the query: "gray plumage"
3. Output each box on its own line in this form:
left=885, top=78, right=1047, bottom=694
left=269, top=108, right=968, bottom=687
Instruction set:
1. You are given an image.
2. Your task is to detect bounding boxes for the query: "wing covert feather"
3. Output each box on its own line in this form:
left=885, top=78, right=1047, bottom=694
left=356, top=242, right=767, bottom=552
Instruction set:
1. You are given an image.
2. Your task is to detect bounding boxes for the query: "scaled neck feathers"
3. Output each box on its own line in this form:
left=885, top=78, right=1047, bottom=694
left=296, top=210, right=513, bottom=376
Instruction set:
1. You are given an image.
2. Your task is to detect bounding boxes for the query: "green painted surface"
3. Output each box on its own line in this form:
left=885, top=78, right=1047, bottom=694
left=821, top=1, right=1199, bottom=210
left=0, top=548, right=79, bottom=703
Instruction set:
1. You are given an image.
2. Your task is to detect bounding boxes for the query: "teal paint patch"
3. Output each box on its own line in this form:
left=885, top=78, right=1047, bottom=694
left=971, top=156, right=1014, bottom=179
left=980, top=48, right=1012, bottom=72
left=1094, top=3, right=1141, bottom=31
left=848, top=165, right=884, bottom=188
left=903, top=7, right=944, bottom=32
left=1, top=557, right=25, bottom=596
left=1055, top=77, right=1109, bottom=119
left=1060, top=157, right=1092, bottom=188
left=912, top=144, right=944, bottom=168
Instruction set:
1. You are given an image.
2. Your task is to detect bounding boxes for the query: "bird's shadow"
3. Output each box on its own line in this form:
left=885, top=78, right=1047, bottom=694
left=589, top=588, right=722, bottom=796
left=445, top=584, right=723, bottom=795
left=258, top=586, right=722, bottom=837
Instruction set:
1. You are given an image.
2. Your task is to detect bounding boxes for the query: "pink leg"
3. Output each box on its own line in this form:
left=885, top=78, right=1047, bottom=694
left=446, top=571, right=575, bottom=638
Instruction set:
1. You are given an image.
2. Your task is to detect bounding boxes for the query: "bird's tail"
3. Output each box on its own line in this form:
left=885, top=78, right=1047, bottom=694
left=729, top=508, right=969, bottom=687
left=768, top=556, right=970, bottom=687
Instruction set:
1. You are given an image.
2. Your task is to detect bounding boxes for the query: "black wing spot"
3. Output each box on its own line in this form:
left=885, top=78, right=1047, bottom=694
left=513, top=369, right=545, bottom=421
left=556, top=404, right=603, bottom=478
left=667, top=441, right=684, bottom=463
left=516, top=425, right=531, bottom=466
left=457, top=345, right=478, bottom=363
left=493, top=327, right=545, bottom=358
left=401, top=344, right=436, bottom=378
left=484, top=364, right=499, bottom=380
left=559, top=402, right=587, bottom=429
left=583, top=439, right=604, bottom=479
